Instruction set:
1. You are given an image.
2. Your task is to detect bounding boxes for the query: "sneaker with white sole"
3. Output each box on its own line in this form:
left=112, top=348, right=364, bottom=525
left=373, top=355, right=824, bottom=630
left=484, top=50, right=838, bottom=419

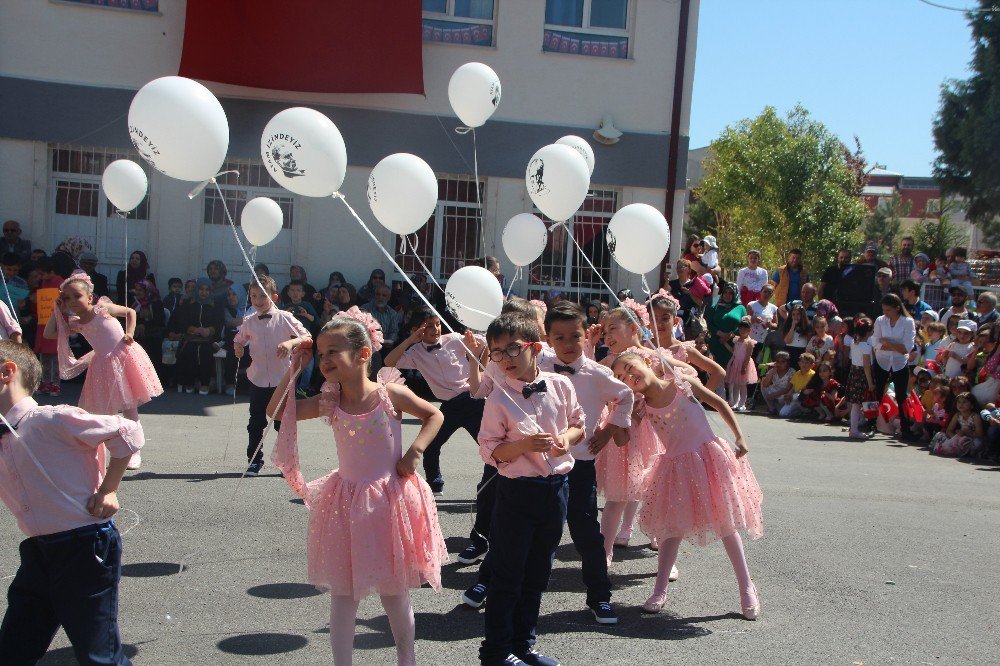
left=126, top=452, right=141, bottom=470
left=198, top=388, right=210, bottom=396
left=245, top=461, right=263, bottom=477
left=588, top=601, right=618, bottom=625
left=462, top=582, right=488, bottom=608
left=457, top=540, right=489, bottom=564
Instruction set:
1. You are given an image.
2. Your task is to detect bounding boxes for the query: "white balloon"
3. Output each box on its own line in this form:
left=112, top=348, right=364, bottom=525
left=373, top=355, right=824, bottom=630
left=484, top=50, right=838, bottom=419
left=448, top=62, right=502, bottom=128
left=606, top=204, right=671, bottom=274
left=445, top=266, right=504, bottom=331
left=241, top=197, right=284, bottom=247
left=128, top=76, right=229, bottom=182
left=261, top=107, right=347, bottom=197
left=525, top=144, right=591, bottom=222
left=102, top=160, right=148, bottom=212
left=556, top=135, right=595, bottom=176
left=367, top=153, right=438, bottom=235
left=502, top=214, right=547, bottom=267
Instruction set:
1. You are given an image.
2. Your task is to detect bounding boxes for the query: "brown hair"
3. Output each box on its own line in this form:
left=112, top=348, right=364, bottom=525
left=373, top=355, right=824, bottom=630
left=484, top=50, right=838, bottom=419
left=249, top=275, right=278, bottom=297
left=0, top=341, right=41, bottom=393
left=318, top=318, right=373, bottom=372
left=486, top=313, right=541, bottom=345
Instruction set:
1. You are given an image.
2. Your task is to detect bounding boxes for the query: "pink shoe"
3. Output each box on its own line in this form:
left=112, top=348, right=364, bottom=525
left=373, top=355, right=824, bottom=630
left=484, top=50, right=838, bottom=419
left=741, top=581, right=761, bottom=620
left=642, top=589, right=668, bottom=614
left=126, top=452, right=142, bottom=470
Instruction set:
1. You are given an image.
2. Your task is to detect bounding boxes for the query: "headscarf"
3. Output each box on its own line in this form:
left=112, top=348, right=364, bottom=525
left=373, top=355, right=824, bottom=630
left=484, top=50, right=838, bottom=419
left=134, top=279, right=160, bottom=308
left=357, top=269, right=386, bottom=303
left=206, top=260, right=232, bottom=305
left=335, top=283, right=358, bottom=310
left=127, top=251, right=150, bottom=286
left=194, top=277, right=214, bottom=306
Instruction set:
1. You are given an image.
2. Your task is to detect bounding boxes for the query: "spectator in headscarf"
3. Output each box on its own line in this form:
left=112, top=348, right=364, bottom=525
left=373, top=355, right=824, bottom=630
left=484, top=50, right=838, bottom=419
left=172, top=277, right=223, bottom=395
left=357, top=268, right=386, bottom=306
left=205, top=259, right=233, bottom=309
left=116, top=250, right=155, bottom=306
left=133, top=279, right=165, bottom=373
left=280, top=265, right=317, bottom=304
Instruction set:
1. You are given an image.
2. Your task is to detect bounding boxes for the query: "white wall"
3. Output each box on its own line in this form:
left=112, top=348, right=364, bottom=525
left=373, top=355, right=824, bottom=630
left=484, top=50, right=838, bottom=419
left=0, top=0, right=680, bottom=134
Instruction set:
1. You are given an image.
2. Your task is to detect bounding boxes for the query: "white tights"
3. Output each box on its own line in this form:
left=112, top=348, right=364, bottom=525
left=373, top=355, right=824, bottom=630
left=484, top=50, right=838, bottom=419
left=601, top=500, right=639, bottom=560
left=329, top=593, right=416, bottom=666
left=728, top=382, right=748, bottom=410
left=650, top=533, right=753, bottom=599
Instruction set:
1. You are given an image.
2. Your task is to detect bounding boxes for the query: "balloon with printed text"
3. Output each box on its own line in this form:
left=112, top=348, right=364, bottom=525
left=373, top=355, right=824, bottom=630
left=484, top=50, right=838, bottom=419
left=448, top=63, right=502, bottom=128
left=525, top=144, right=591, bottom=222
left=445, top=266, right=504, bottom=331
left=260, top=107, right=347, bottom=198
left=367, top=153, right=438, bottom=235
left=127, top=76, right=229, bottom=183
left=606, top=204, right=671, bottom=274
left=555, top=135, right=595, bottom=176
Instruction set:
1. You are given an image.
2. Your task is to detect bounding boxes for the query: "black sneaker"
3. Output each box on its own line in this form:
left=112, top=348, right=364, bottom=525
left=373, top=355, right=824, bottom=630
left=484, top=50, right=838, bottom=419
left=515, top=649, right=560, bottom=666
left=245, top=461, right=263, bottom=477
left=457, top=540, right=489, bottom=564
left=482, top=656, right=525, bottom=666
left=588, top=601, right=618, bottom=625
left=462, top=582, right=488, bottom=608
left=429, top=482, right=444, bottom=497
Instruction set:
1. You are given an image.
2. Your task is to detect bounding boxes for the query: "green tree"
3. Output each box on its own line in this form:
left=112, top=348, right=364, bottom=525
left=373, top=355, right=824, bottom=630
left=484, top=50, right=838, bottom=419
left=683, top=198, right=717, bottom=240
left=697, top=105, right=866, bottom=274
left=913, top=198, right=967, bottom=260
left=861, top=192, right=912, bottom=256
left=932, top=1, right=1000, bottom=230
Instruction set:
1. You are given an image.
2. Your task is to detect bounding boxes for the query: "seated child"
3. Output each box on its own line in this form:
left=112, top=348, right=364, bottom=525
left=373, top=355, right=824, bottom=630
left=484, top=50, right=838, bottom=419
left=930, top=391, right=984, bottom=457
left=778, top=352, right=816, bottom=418
left=940, top=320, right=977, bottom=378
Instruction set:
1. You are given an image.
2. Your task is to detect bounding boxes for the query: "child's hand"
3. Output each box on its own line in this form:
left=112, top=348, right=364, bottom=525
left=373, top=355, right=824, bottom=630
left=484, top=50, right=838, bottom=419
left=407, top=324, right=427, bottom=345
left=587, top=427, right=613, bottom=455
left=549, top=433, right=571, bottom=457
left=734, top=437, right=749, bottom=458
left=464, top=330, right=485, bottom=361
left=122, top=334, right=134, bottom=345
left=291, top=339, right=313, bottom=373
left=522, top=433, right=555, bottom=453
left=86, top=490, right=119, bottom=519
left=276, top=339, right=296, bottom=358
left=396, top=449, right=421, bottom=477
left=586, top=323, right=603, bottom=347
left=234, top=342, right=244, bottom=359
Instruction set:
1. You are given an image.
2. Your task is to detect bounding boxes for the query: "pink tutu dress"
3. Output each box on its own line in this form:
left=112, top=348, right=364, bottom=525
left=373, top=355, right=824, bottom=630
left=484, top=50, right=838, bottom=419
left=639, top=377, right=764, bottom=546
left=272, top=369, right=448, bottom=599
left=725, top=339, right=758, bottom=384
left=54, top=297, right=163, bottom=414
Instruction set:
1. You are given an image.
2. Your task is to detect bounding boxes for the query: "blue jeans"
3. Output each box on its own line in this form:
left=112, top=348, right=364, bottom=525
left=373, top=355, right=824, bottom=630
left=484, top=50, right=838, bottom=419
left=0, top=521, right=130, bottom=665
left=480, top=475, right=568, bottom=663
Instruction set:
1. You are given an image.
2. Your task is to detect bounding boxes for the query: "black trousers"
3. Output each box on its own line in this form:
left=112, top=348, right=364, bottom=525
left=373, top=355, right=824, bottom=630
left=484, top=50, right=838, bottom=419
left=423, top=392, right=484, bottom=490
left=176, top=342, right=214, bottom=387
left=471, top=464, right=499, bottom=544
left=0, top=522, right=130, bottom=666
left=475, top=462, right=610, bottom=605
left=247, top=384, right=280, bottom=464
left=480, top=475, right=568, bottom=663
left=873, top=362, right=912, bottom=435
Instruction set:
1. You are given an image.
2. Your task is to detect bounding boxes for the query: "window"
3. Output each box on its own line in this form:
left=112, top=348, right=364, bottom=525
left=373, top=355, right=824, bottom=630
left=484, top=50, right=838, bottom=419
left=422, top=0, right=495, bottom=47
left=926, top=199, right=941, bottom=216
left=528, top=188, right=618, bottom=302
left=543, top=0, right=630, bottom=59
left=394, top=175, right=484, bottom=281
left=201, top=161, right=295, bottom=286
left=49, top=145, right=153, bottom=279
left=54, top=0, right=159, bottom=12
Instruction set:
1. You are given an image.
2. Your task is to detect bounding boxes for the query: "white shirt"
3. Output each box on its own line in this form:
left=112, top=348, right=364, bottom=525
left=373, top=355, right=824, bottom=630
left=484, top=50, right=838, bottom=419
left=945, top=341, right=974, bottom=378
left=870, top=315, right=916, bottom=372
left=737, top=267, right=770, bottom=297
left=748, top=301, right=777, bottom=343
left=849, top=338, right=872, bottom=367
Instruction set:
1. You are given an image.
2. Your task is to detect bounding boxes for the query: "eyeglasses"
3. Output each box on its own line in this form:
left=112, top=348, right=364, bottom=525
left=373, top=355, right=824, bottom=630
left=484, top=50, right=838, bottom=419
left=488, top=342, right=534, bottom=363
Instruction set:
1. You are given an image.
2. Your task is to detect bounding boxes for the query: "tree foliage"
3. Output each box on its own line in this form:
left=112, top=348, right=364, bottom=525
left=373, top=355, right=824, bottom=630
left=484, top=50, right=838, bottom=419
left=932, top=1, right=1000, bottom=228
left=696, top=105, right=866, bottom=274
left=861, top=192, right=912, bottom=256
left=912, top=198, right=968, bottom=260
left=683, top=197, right=717, bottom=240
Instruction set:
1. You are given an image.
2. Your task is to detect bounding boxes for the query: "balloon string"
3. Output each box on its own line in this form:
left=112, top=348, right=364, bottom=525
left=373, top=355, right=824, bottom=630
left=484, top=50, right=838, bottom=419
left=187, top=170, right=240, bottom=200
left=120, top=209, right=128, bottom=296
left=472, top=128, right=487, bottom=266
left=404, top=237, right=446, bottom=295
left=220, top=245, right=256, bottom=466
left=334, top=192, right=543, bottom=432
left=505, top=266, right=520, bottom=300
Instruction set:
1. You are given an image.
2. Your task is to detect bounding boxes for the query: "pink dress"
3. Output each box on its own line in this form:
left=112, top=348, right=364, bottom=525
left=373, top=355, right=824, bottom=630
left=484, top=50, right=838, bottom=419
left=54, top=297, right=163, bottom=414
left=725, top=339, right=758, bottom=384
left=271, top=369, right=447, bottom=599
left=639, top=377, right=764, bottom=546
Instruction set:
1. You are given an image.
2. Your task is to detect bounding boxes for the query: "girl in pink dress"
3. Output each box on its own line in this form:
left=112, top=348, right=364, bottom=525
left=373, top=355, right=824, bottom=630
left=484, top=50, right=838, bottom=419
left=596, top=301, right=696, bottom=565
left=724, top=320, right=758, bottom=411
left=44, top=271, right=162, bottom=469
left=649, top=290, right=725, bottom=391
left=611, top=351, right=763, bottom=620
left=268, top=307, right=447, bottom=666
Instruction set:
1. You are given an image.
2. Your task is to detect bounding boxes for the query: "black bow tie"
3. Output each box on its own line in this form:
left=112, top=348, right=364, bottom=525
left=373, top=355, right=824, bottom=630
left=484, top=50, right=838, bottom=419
left=0, top=422, right=15, bottom=437
left=553, top=364, right=576, bottom=375
left=425, top=343, right=442, bottom=352
left=522, top=380, right=547, bottom=399
left=258, top=313, right=272, bottom=320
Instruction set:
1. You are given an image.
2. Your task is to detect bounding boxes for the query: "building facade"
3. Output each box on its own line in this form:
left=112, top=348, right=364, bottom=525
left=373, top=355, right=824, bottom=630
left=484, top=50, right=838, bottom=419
left=0, top=0, right=699, bottom=303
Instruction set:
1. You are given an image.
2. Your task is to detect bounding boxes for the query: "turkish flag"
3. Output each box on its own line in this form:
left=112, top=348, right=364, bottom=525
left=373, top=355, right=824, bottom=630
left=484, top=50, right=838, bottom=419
left=178, top=0, right=424, bottom=94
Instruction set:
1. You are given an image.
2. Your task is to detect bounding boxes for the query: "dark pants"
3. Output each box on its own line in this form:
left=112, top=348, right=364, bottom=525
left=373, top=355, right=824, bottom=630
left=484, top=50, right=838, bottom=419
left=0, top=522, right=130, bottom=666
left=476, top=462, right=610, bottom=605
left=566, top=460, right=612, bottom=605
left=423, top=392, right=484, bottom=490
left=176, top=342, right=214, bottom=388
left=247, top=384, right=280, bottom=464
left=480, top=475, right=568, bottom=663
left=471, top=464, right=499, bottom=544
left=873, top=362, right=912, bottom=435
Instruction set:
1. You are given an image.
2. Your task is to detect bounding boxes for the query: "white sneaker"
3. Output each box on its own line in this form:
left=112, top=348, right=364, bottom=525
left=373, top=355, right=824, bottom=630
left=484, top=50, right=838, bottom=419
left=126, top=452, right=141, bottom=470
left=184, top=386, right=195, bottom=394
left=198, top=388, right=209, bottom=396
left=669, top=565, right=679, bottom=581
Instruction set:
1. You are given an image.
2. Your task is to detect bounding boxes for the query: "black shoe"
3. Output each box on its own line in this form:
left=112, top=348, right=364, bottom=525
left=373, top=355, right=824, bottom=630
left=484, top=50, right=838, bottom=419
left=458, top=540, right=489, bottom=564
left=515, top=649, right=560, bottom=666
left=429, top=482, right=444, bottom=497
left=462, top=582, right=488, bottom=608
left=245, top=461, right=263, bottom=476
left=588, top=601, right=618, bottom=625
left=481, top=656, right=526, bottom=666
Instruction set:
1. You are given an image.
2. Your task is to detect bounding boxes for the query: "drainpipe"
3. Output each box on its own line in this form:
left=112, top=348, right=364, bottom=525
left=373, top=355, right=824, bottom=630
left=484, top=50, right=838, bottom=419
left=658, top=0, right=692, bottom=289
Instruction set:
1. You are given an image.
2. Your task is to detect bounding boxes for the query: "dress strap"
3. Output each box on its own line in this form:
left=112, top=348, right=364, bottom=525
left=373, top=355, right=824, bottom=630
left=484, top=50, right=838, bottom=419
left=93, top=296, right=115, bottom=318
left=376, top=367, right=405, bottom=419
left=318, top=381, right=342, bottom=426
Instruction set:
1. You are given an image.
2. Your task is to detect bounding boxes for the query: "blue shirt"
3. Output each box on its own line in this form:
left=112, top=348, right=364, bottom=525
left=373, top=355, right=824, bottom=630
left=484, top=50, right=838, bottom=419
left=772, top=268, right=805, bottom=302
left=907, top=299, right=932, bottom=319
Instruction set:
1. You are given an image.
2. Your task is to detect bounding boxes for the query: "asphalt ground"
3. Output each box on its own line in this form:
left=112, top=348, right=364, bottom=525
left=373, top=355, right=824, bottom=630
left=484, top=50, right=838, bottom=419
left=1, top=384, right=997, bottom=665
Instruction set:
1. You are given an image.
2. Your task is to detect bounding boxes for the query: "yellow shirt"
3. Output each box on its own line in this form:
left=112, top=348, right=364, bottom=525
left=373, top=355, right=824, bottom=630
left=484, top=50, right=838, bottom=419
left=790, top=368, right=816, bottom=393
